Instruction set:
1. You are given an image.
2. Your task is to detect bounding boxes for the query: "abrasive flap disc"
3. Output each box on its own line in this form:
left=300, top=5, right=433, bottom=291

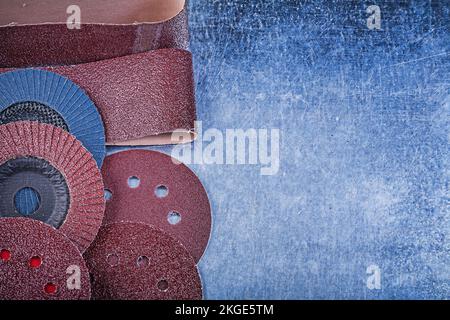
left=0, top=69, right=105, bottom=167
left=84, top=222, right=203, bottom=300
left=0, top=218, right=91, bottom=300
left=0, top=121, right=105, bottom=253
left=102, top=150, right=211, bottom=262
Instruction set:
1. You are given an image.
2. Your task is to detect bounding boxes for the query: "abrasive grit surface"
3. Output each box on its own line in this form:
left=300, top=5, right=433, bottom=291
left=0, top=49, right=196, bottom=145
left=84, top=222, right=203, bottom=300
left=0, top=218, right=91, bottom=300
left=101, top=150, right=211, bottom=262
left=0, top=121, right=105, bottom=253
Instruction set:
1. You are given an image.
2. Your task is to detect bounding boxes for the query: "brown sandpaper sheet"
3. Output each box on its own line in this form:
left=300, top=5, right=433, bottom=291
left=0, top=0, right=188, bottom=67
left=0, top=49, right=197, bottom=145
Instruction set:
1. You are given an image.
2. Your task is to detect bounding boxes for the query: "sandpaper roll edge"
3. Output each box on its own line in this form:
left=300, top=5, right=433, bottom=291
left=0, top=6, right=189, bottom=68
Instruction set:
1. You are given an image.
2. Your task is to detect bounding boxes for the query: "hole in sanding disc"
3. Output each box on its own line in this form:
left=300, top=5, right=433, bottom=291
left=157, top=279, right=169, bottom=292
left=44, top=282, right=58, bottom=295
left=127, top=176, right=140, bottom=188
left=0, top=249, right=11, bottom=262
left=137, top=256, right=150, bottom=268
left=29, top=256, right=42, bottom=269
left=167, top=211, right=181, bottom=225
left=107, top=253, right=119, bottom=267
left=14, top=187, right=41, bottom=216
left=155, top=185, right=169, bottom=198
left=104, top=189, right=113, bottom=201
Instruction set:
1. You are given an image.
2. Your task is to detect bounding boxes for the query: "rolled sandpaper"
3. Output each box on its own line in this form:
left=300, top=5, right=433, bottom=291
left=0, top=0, right=188, bottom=68
left=0, top=49, right=196, bottom=145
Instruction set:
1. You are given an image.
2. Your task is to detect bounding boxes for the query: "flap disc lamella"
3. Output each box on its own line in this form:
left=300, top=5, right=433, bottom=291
left=0, top=121, right=105, bottom=253
left=0, top=218, right=91, bottom=300
left=0, top=69, right=105, bottom=167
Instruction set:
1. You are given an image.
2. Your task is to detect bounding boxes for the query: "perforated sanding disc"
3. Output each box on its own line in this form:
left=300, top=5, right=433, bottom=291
left=84, top=222, right=203, bottom=300
left=0, top=121, right=105, bottom=253
left=0, top=218, right=91, bottom=300
left=0, top=69, right=105, bottom=167
left=102, top=150, right=211, bottom=262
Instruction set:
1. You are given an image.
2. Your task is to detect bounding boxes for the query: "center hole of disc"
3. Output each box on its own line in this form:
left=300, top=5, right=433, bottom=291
left=14, top=187, right=41, bottom=216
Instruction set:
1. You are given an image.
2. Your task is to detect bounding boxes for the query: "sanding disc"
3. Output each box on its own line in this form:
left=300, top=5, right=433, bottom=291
left=0, top=121, right=105, bottom=253
left=102, top=150, right=211, bottom=262
left=84, top=222, right=203, bottom=300
left=0, top=218, right=91, bottom=300
left=0, top=69, right=106, bottom=167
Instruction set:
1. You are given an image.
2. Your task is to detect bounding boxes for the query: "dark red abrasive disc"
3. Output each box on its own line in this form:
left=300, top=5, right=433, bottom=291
left=0, top=121, right=105, bottom=253
left=84, top=222, right=203, bottom=300
left=102, top=150, right=211, bottom=262
left=0, top=218, right=91, bottom=300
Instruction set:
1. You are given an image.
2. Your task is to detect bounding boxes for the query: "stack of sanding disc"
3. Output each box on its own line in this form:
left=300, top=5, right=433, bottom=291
left=0, top=0, right=211, bottom=300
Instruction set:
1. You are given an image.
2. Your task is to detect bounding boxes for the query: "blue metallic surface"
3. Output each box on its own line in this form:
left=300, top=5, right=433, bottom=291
left=109, top=0, right=449, bottom=299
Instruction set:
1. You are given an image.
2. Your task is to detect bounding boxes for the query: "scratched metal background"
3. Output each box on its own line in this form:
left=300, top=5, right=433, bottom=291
left=109, top=0, right=450, bottom=299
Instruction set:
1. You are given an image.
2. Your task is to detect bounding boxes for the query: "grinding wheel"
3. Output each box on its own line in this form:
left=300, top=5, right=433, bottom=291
left=0, top=218, right=91, bottom=300
left=84, top=222, right=203, bottom=300
left=102, top=150, right=211, bottom=262
left=0, top=121, right=105, bottom=253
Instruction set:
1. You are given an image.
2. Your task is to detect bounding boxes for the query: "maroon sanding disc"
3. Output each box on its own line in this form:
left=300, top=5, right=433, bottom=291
left=102, top=150, right=211, bottom=262
left=84, top=222, right=203, bottom=300
left=0, top=121, right=105, bottom=253
left=0, top=49, right=196, bottom=145
left=0, top=218, right=91, bottom=300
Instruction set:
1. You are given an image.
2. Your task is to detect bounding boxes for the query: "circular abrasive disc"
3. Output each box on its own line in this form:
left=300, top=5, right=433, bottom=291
left=102, top=150, right=211, bottom=262
left=0, top=121, right=105, bottom=253
left=0, top=69, right=105, bottom=167
left=84, top=222, right=203, bottom=300
left=0, top=218, right=91, bottom=300
left=0, top=157, right=70, bottom=228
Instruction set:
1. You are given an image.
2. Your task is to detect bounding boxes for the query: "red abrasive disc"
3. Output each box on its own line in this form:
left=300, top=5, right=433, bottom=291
left=102, top=150, right=211, bottom=262
left=0, top=121, right=105, bottom=253
left=0, top=218, right=91, bottom=300
left=84, top=222, right=203, bottom=300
